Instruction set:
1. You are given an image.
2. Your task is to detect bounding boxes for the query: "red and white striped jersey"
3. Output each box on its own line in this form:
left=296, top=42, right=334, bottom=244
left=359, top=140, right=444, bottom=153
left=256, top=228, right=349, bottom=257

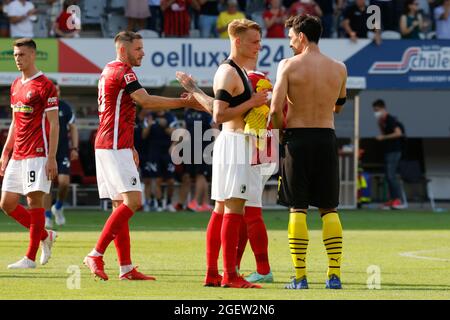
left=95, top=60, right=138, bottom=150
left=10, top=71, right=59, bottom=160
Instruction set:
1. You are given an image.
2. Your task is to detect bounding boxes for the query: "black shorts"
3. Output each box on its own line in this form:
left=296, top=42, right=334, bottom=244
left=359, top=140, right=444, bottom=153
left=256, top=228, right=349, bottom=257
left=185, top=163, right=211, bottom=179
left=278, top=128, right=339, bottom=209
left=141, top=153, right=175, bottom=179
left=57, top=155, right=71, bottom=175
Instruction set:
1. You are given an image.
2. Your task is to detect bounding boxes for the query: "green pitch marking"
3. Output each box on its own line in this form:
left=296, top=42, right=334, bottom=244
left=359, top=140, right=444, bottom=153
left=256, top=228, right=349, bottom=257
left=0, top=209, right=449, bottom=300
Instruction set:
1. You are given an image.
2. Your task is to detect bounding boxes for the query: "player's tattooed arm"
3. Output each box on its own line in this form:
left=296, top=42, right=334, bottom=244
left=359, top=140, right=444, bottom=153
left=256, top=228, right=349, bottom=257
left=176, top=71, right=214, bottom=114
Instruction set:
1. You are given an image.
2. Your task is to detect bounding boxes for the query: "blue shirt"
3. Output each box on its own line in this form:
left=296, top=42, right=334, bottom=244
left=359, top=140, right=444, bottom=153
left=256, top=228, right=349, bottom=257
left=57, top=99, right=75, bottom=158
left=184, top=109, right=213, bottom=153
left=145, top=111, right=178, bottom=153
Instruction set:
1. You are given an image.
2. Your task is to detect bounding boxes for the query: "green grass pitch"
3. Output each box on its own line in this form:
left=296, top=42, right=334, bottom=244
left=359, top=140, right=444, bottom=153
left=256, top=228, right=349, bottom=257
left=0, top=209, right=449, bottom=300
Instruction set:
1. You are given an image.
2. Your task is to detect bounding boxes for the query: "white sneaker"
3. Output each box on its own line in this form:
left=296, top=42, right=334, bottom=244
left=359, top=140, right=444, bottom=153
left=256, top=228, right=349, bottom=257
left=7, top=257, right=36, bottom=269
left=166, top=204, right=177, bottom=212
left=143, top=203, right=150, bottom=212
left=40, top=230, right=57, bottom=265
left=45, top=217, right=53, bottom=229
left=51, top=204, right=66, bottom=226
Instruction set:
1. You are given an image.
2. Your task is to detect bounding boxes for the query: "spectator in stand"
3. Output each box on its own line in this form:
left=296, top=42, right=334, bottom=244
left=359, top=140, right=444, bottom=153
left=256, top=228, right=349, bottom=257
left=342, top=0, right=381, bottom=44
left=183, top=108, right=214, bottom=212
left=198, top=0, right=222, bottom=38
left=316, top=0, right=334, bottom=37
left=145, top=110, right=179, bottom=212
left=46, top=0, right=63, bottom=37
left=417, top=0, right=434, bottom=17
left=126, top=0, right=151, bottom=32
left=6, top=0, right=38, bottom=38
left=161, top=0, right=199, bottom=37
left=288, top=0, right=323, bottom=18
left=246, top=0, right=268, bottom=15
left=147, top=0, right=163, bottom=35
left=53, top=0, right=81, bottom=38
left=263, top=0, right=287, bottom=38
left=434, top=0, right=450, bottom=39
left=216, top=0, right=245, bottom=38
left=372, top=99, right=406, bottom=210
left=400, top=0, right=426, bottom=39
left=370, top=0, right=397, bottom=31
left=0, top=0, right=11, bottom=37
left=134, top=108, right=154, bottom=212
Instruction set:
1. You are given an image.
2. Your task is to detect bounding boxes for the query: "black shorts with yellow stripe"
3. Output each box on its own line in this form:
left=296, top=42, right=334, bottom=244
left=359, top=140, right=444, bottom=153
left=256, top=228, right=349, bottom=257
left=277, top=128, right=339, bottom=209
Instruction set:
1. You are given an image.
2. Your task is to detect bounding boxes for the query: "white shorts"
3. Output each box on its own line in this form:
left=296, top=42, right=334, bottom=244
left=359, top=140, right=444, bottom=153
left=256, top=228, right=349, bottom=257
left=95, top=148, right=142, bottom=200
left=1, top=157, right=51, bottom=195
left=211, top=131, right=251, bottom=202
left=246, top=163, right=278, bottom=208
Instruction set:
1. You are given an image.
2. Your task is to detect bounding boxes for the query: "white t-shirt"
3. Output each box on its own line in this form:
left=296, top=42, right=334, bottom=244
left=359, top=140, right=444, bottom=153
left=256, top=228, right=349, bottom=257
left=7, top=0, right=35, bottom=38
left=434, top=6, right=450, bottom=39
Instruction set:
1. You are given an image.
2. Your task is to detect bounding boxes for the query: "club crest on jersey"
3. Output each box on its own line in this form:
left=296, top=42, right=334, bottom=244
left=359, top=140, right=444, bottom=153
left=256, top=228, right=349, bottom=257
left=124, top=73, right=137, bottom=84
left=26, top=91, right=33, bottom=99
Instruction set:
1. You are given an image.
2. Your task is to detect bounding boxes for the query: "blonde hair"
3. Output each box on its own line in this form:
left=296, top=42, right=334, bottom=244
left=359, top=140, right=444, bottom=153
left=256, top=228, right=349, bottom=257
left=114, top=31, right=142, bottom=44
left=228, top=19, right=261, bottom=38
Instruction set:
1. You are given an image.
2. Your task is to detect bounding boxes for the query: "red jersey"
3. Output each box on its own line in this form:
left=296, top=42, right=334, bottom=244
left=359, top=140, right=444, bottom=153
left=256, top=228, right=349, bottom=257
left=56, top=11, right=74, bottom=33
left=10, top=72, right=59, bottom=160
left=162, top=0, right=192, bottom=37
left=289, top=2, right=317, bottom=16
left=263, top=9, right=286, bottom=38
left=95, top=60, right=139, bottom=150
left=248, top=71, right=274, bottom=165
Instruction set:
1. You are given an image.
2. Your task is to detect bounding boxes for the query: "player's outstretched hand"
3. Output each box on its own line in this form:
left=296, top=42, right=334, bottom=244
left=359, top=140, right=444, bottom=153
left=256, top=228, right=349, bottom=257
left=182, top=92, right=208, bottom=113
left=176, top=71, right=197, bottom=93
left=45, top=157, right=58, bottom=181
left=251, top=89, right=269, bottom=107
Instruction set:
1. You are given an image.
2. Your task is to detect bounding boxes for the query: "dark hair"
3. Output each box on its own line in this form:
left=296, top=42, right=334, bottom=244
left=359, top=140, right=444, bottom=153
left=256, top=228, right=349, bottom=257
left=114, top=31, right=143, bottom=43
left=403, top=0, right=417, bottom=14
left=63, top=0, right=77, bottom=10
left=285, top=14, right=322, bottom=44
left=372, top=99, right=386, bottom=108
left=13, top=38, right=37, bottom=50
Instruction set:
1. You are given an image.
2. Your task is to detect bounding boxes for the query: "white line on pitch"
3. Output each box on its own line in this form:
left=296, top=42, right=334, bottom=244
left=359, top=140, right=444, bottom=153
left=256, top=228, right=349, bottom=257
left=399, top=248, right=450, bottom=262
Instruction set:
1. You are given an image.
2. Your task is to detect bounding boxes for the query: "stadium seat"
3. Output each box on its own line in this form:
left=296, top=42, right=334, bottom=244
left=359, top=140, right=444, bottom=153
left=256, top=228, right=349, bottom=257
left=398, top=160, right=436, bottom=210
left=107, top=0, right=125, bottom=9
left=81, top=0, right=106, bottom=24
left=189, top=29, right=200, bottom=38
left=426, top=31, right=436, bottom=39
left=101, top=12, right=128, bottom=38
left=138, top=29, right=159, bottom=38
left=32, top=14, right=49, bottom=38
left=70, top=158, right=97, bottom=185
left=381, top=31, right=401, bottom=39
left=250, top=12, right=264, bottom=26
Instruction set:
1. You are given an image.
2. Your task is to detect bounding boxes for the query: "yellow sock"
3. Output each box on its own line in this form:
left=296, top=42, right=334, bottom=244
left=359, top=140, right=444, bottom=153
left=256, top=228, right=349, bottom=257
left=322, top=212, right=343, bottom=278
left=288, top=212, right=308, bottom=280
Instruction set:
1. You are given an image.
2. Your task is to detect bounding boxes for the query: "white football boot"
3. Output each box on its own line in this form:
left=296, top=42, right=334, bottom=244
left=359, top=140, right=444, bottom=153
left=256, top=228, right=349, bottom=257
left=40, top=230, right=57, bottom=265
left=7, top=257, right=36, bottom=269
left=51, top=204, right=66, bottom=226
